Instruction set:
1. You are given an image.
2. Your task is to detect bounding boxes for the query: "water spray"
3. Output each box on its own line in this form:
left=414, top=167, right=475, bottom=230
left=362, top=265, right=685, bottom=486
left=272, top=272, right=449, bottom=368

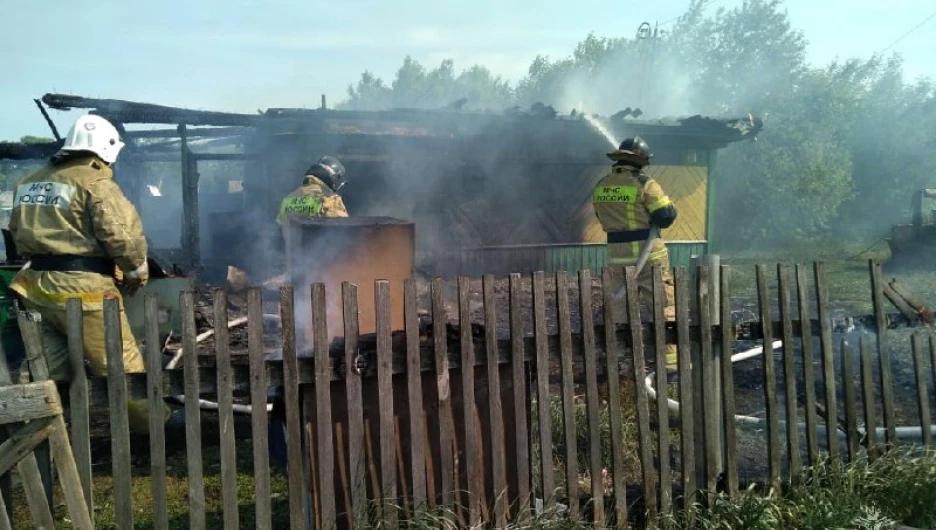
left=582, top=113, right=619, bottom=148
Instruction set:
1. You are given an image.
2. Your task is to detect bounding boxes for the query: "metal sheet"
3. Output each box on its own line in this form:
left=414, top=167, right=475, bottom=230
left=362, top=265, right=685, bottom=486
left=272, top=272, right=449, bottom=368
left=123, top=277, right=193, bottom=347
left=455, top=241, right=707, bottom=276
left=286, top=216, right=414, bottom=344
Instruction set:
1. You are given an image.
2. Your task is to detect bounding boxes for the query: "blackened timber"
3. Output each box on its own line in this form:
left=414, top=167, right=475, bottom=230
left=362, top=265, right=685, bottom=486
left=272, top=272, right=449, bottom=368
left=179, top=124, right=201, bottom=269
left=83, top=308, right=919, bottom=408
left=90, top=319, right=716, bottom=403
left=127, top=126, right=251, bottom=139
left=190, top=153, right=258, bottom=162
left=0, top=141, right=61, bottom=160
left=42, top=93, right=259, bottom=127
left=33, top=99, right=61, bottom=141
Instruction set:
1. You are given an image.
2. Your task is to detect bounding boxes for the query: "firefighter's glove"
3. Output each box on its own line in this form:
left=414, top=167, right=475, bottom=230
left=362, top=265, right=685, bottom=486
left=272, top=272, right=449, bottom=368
left=124, top=261, right=150, bottom=296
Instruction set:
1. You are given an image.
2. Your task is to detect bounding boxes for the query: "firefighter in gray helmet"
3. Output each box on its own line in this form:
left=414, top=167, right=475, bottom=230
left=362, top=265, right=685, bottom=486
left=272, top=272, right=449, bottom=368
left=275, top=156, right=349, bottom=228
left=593, top=136, right=679, bottom=372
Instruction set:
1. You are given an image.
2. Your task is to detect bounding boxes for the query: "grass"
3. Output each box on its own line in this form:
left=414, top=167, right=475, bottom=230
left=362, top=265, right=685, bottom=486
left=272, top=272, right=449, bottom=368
left=393, top=447, right=936, bottom=529
left=8, top=379, right=935, bottom=529
left=10, top=442, right=292, bottom=529
left=666, top=447, right=936, bottom=530
left=717, top=239, right=936, bottom=315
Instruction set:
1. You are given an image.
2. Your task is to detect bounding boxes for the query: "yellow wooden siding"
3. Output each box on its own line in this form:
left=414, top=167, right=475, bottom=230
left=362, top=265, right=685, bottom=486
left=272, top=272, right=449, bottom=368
left=580, top=165, right=708, bottom=242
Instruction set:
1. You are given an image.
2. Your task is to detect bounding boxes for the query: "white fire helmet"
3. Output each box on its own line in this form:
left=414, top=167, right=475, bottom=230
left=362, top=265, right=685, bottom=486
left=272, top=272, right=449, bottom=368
left=60, top=114, right=125, bottom=165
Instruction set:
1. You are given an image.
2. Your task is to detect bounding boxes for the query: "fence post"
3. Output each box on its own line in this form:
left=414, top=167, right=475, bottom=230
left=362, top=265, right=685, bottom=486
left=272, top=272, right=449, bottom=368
left=688, top=258, right=704, bottom=487
left=690, top=255, right=725, bottom=486
left=705, top=255, right=724, bottom=478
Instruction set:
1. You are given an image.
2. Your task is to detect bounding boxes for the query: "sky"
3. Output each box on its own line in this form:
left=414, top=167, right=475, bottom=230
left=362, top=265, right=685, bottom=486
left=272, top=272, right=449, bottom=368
left=1, top=0, right=934, bottom=141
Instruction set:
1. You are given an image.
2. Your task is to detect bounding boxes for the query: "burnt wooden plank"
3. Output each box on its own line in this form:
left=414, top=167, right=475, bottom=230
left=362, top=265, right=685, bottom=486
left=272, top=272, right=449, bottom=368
left=315, top=283, right=338, bottom=529
left=104, top=297, right=133, bottom=528
left=841, top=340, right=860, bottom=462
left=333, top=422, right=352, bottom=528
left=795, top=264, right=820, bottom=466
left=509, top=273, right=532, bottom=520
left=144, top=295, right=168, bottom=530
left=601, top=267, right=628, bottom=529
left=719, top=266, right=738, bottom=497
left=755, top=265, right=781, bottom=491
left=65, top=298, right=93, bottom=525
left=404, top=279, right=427, bottom=513
left=556, top=271, right=580, bottom=522
left=652, top=266, right=672, bottom=514
left=431, top=278, right=455, bottom=510
left=532, top=271, right=556, bottom=510
left=869, top=260, right=897, bottom=447
left=248, top=288, right=273, bottom=530
left=778, top=265, right=801, bottom=478
left=80, top=317, right=798, bottom=401
left=859, top=335, right=879, bottom=460
left=579, top=270, right=604, bottom=527
left=344, top=283, right=367, bottom=527
left=675, top=267, right=695, bottom=517
left=912, top=334, right=933, bottom=448
left=302, top=389, right=319, bottom=530
left=484, top=275, right=508, bottom=527
left=815, top=262, right=840, bottom=461
left=625, top=266, right=657, bottom=519
left=698, top=265, right=718, bottom=501
left=212, top=289, right=240, bottom=530
left=457, top=277, right=481, bottom=527
left=279, top=286, right=305, bottom=530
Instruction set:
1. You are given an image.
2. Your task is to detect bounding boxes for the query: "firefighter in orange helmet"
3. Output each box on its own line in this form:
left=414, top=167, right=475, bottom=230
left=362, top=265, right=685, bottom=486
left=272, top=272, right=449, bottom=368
left=593, top=136, right=679, bottom=373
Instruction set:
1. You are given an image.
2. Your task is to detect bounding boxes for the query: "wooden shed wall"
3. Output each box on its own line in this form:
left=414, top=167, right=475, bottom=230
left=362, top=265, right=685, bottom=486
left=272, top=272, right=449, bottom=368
left=243, top=119, right=715, bottom=256
left=575, top=164, right=708, bottom=244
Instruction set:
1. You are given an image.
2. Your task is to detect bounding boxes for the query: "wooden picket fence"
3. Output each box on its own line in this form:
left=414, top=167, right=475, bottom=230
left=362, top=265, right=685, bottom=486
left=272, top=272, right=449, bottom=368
left=3, top=259, right=936, bottom=529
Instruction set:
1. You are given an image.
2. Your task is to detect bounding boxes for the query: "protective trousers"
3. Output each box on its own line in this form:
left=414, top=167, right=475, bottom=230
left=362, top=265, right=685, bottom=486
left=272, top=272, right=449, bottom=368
left=608, top=246, right=678, bottom=369
left=21, top=298, right=169, bottom=434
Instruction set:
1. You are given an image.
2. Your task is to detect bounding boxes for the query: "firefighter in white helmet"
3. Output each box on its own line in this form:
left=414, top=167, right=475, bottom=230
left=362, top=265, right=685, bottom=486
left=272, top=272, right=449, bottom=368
left=8, top=113, right=166, bottom=434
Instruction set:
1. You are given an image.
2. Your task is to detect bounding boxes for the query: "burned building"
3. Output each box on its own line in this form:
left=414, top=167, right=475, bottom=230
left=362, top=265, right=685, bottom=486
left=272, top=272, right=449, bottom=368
left=8, top=94, right=762, bottom=280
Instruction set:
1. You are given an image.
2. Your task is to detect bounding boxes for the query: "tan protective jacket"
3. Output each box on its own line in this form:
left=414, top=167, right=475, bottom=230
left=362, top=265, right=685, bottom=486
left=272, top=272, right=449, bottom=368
left=275, top=175, right=349, bottom=226
left=8, top=154, right=148, bottom=310
left=592, top=165, right=673, bottom=265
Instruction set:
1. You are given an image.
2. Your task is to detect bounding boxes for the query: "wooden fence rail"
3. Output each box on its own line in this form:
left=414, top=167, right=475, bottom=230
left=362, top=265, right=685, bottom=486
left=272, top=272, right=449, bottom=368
left=1, top=259, right=934, bottom=529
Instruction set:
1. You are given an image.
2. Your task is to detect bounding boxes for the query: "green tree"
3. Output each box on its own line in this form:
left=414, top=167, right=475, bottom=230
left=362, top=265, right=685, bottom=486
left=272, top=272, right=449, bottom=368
left=19, top=135, right=54, bottom=144
left=342, top=57, right=513, bottom=111
left=838, top=57, right=936, bottom=237
left=337, top=0, right=936, bottom=248
left=343, top=70, right=392, bottom=111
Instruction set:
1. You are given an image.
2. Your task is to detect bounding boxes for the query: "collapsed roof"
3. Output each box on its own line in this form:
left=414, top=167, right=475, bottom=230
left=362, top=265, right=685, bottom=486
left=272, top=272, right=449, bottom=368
left=43, top=93, right=761, bottom=143
left=1, top=93, right=763, bottom=162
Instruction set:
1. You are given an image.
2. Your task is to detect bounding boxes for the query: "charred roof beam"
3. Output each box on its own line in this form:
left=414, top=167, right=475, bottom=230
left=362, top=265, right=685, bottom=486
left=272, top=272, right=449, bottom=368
left=42, top=93, right=260, bottom=127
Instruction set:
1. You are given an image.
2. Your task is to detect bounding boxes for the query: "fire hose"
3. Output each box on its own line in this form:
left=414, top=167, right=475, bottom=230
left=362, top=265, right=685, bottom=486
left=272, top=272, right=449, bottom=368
left=165, top=314, right=282, bottom=414
left=611, top=227, right=660, bottom=301
left=643, top=339, right=936, bottom=443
